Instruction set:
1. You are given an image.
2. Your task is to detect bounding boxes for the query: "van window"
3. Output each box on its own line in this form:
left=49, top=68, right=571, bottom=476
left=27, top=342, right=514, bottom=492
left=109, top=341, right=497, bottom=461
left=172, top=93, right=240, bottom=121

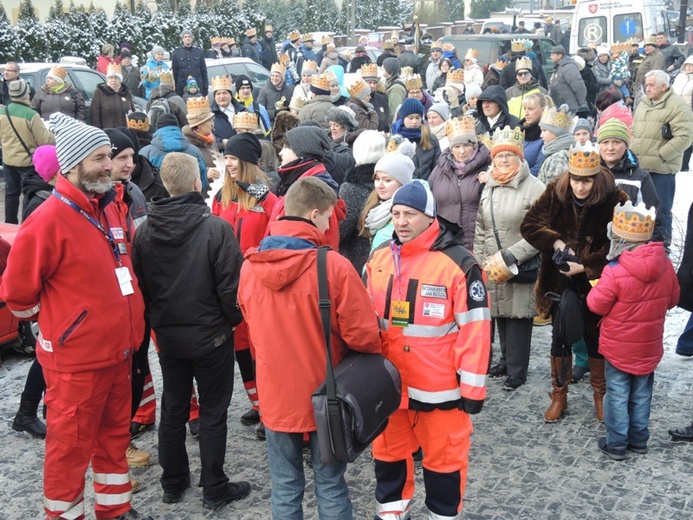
left=578, top=16, right=607, bottom=47
left=613, top=13, right=643, bottom=43
left=70, top=69, right=104, bottom=100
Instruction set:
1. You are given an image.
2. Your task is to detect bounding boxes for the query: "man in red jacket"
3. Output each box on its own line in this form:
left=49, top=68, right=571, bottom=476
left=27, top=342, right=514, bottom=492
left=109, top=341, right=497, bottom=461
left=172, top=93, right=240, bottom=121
left=0, top=113, right=150, bottom=520
left=238, top=177, right=381, bottom=519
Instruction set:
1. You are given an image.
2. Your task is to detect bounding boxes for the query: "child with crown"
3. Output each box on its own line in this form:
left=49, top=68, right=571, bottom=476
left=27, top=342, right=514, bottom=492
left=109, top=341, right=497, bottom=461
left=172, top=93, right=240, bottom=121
left=587, top=201, right=679, bottom=460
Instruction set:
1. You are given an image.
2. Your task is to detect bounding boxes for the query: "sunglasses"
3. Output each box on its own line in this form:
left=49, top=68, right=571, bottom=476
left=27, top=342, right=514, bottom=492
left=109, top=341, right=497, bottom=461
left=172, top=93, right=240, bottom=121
left=516, top=71, right=531, bottom=77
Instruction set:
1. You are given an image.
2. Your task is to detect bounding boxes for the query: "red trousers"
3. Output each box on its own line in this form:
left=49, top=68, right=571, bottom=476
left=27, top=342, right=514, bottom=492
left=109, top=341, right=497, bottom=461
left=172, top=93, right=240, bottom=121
left=234, top=320, right=259, bottom=410
left=43, top=360, right=133, bottom=520
left=372, top=408, right=472, bottom=520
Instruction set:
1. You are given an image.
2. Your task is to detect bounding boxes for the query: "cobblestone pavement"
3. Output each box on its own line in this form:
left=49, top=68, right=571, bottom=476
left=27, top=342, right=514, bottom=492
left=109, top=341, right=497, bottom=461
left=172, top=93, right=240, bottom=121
left=0, top=179, right=692, bottom=519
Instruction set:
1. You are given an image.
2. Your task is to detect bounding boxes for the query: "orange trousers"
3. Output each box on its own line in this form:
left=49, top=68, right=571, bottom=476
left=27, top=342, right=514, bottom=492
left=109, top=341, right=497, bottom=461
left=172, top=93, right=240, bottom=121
left=372, top=408, right=472, bottom=520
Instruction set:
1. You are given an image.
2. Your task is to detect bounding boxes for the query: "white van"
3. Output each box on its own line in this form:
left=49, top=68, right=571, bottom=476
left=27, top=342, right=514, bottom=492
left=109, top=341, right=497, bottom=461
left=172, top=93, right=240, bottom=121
left=569, top=0, right=677, bottom=53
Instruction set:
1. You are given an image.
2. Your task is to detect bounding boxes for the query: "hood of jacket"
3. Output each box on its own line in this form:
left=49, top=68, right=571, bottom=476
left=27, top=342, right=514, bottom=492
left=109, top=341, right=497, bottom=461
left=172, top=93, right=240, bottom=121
left=149, top=85, right=175, bottom=100
left=618, top=241, right=668, bottom=283
left=131, top=155, right=156, bottom=190
left=245, top=218, right=327, bottom=291
left=151, top=125, right=189, bottom=152
left=476, top=85, right=510, bottom=116
left=21, top=172, right=53, bottom=198
left=344, top=163, right=375, bottom=185
left=146, top=191, right=210, bottom=245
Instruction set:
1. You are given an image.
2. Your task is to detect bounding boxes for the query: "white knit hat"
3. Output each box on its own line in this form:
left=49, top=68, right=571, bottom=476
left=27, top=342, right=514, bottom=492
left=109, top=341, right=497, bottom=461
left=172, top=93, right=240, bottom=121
left=48, top=113, right=111, bottom=174
left=352, top=130, right=386, bottom=166
left=374, top=151, right=415, bottom=186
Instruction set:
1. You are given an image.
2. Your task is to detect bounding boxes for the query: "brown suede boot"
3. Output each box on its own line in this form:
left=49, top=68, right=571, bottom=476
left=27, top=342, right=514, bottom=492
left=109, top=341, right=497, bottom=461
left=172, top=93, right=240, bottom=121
left=589, top=357, right=606, bottom=421
left=545, top=355, right=572, bottom=423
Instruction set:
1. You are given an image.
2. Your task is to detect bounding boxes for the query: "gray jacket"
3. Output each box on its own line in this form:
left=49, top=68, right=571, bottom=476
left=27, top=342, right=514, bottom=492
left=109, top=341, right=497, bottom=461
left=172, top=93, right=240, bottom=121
left=549, top=56, right=586, bottom=114
left=257, top=81, right=294, bottom=124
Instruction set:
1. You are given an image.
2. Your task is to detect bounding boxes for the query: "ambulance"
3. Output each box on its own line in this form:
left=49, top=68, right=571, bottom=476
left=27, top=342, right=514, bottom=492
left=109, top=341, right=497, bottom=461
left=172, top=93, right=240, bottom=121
left=569, top=0, right=676, bottom=53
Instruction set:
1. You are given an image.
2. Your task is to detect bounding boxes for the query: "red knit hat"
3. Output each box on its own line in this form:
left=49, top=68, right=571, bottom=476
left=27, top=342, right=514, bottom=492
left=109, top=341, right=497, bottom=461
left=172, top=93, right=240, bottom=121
left=32, top=145, right=60, bottom=181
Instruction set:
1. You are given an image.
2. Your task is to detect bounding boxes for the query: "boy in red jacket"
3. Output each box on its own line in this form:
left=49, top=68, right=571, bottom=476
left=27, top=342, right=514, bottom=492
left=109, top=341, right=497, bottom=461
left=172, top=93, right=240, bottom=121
left=587, top=201, right=679, bottom=460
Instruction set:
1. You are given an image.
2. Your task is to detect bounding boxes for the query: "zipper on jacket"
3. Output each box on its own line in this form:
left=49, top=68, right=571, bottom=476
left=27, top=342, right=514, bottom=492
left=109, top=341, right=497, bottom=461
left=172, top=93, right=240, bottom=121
left=59, top=310, right=88, bottom=347
left=236, top=217, right=243, bottom=246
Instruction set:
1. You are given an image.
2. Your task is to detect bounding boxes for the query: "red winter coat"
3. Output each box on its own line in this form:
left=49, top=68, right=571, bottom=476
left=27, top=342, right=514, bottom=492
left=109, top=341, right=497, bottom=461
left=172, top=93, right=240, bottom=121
left=212, top=190, right=278, bottom=254
left=0, top=175, right=145, bottom=373
left=238, top=219, right=381, bottom=432
left=587, top=242, right=679, bottom=375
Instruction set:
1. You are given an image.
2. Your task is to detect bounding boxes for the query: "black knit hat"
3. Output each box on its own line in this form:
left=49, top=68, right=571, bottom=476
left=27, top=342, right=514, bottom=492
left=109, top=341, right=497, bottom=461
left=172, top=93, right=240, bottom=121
left=104, top=128, right=135, bottom=159
left=155, top=114, right=179, bottom=130
left=285, top=126, right=331, bottom=160
left=235, top=75, right=253, bottom=92
left=224, top=133, right=262, bottom=165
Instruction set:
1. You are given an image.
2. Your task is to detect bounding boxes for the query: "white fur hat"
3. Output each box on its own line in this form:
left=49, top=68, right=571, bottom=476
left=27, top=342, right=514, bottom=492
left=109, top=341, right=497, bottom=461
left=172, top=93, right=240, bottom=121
left=352, top=130, right=386, bottom=166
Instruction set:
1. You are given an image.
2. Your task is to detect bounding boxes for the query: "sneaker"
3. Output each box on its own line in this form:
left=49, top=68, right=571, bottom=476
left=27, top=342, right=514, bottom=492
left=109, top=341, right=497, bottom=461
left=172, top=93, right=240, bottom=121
left=571, top=364, right=590, bottom=383
left=188, top=418, right=200, bottom=438
left=502, top=377, right=524, bottom=391
left=488, top=364, right=507, bottom=378
left=241, top=408, right=261, bottom=426
left=130, top=478, right=141, bottom=494
left=256, top=422, right=266, bottom=441
left=202, top=481, right=251, bottom=510
left=626, top=444, right=648, bottom=454
left=598, top=437, right=627, bottom=461
left=114, top=509, right=153, bottom=520
left=533, top=316, right=552, bottom=326
left=130, top=421, right=155, bottom=439
left=126, top=442, right=151, bottom=467
left=669, top=422, right=693, bottom=442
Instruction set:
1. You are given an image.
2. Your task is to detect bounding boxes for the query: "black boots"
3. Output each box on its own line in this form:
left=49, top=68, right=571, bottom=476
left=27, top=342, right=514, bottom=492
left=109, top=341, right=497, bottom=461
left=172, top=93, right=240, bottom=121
left=12, top=396, right=46, bottom=439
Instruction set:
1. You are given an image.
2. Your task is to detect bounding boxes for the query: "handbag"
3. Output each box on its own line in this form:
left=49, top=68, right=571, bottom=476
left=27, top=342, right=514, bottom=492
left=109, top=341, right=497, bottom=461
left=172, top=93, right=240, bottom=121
left=546, top=286, right=584, bottom=345
left=311, top=246, right=402, bottom=465
left=488, top=187, right=539, bottom=284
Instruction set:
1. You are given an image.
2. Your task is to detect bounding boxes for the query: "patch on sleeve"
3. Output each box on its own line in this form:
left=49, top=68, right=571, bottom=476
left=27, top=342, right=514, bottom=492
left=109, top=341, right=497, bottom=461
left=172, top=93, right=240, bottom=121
left=422, top=302, right=446, bottom=318
left=469, top=280, right=486, bottom=302
left=420, top=284, right=448, bottom=299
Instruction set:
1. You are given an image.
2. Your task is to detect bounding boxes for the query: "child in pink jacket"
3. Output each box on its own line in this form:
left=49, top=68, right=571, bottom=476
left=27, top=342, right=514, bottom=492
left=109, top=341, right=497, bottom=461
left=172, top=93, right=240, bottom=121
left=587, top=201, right=679, bottom=461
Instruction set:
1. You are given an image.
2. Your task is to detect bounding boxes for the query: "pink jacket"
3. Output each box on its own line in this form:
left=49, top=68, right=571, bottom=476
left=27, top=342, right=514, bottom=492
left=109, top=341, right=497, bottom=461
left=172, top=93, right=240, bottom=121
left=587, top=242, right=679, bottom=375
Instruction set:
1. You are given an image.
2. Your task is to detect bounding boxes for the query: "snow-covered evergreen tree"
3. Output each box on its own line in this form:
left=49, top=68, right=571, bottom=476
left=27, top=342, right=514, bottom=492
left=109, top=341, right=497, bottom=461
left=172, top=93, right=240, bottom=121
left=16, top=0, right=47, bottom=62
left=0, top=3, right=18, bottom=62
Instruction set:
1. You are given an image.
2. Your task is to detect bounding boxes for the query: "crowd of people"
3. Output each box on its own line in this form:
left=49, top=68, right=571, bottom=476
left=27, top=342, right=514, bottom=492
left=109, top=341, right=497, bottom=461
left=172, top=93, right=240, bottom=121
left=1, top=19, right=693, bottom=520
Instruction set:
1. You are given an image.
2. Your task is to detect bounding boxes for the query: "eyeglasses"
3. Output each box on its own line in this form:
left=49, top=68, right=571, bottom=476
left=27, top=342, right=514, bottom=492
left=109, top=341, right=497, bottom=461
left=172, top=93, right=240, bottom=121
left=516, top=71, right=531, bottom=77
left=495, top=153, right=516, bottom=161
left=4, top=69, right=19, bottom=73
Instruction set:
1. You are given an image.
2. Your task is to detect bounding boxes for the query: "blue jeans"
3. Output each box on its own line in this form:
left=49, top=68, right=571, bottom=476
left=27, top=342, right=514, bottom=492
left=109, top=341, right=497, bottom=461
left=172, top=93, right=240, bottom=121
left=265, top=428, right=352, bottom=520
left=676, top=313, right=693, bottom=356
left=649, top=172, right=676, bottom=250
left=604, top=360, right=654, bottom=450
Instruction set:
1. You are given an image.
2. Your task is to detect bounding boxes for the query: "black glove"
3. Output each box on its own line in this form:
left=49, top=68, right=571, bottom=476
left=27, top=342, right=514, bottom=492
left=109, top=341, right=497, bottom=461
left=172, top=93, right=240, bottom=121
left=501, top=250, right=517, bottom=267
left=459, top=397, right=484, bottom=415
left=235, top=181, right=269, bottom=202
left=552, top=247, right=580, bottom=272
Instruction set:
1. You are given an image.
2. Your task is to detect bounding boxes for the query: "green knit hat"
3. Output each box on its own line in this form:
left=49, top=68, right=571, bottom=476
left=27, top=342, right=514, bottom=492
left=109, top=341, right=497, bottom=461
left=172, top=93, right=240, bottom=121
left=597, top=118, right=630, bottom=146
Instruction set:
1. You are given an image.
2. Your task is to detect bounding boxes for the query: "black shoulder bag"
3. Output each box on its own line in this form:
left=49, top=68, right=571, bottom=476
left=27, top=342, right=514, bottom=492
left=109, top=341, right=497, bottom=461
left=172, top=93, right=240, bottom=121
left=489, top=186, right=539, bottom=284
left=311, top=246, right=402, bottom=465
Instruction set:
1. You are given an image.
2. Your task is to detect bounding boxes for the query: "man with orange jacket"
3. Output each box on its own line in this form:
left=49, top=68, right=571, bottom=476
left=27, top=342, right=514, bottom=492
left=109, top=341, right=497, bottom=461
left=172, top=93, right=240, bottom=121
left=238, top=177, right=381, bottom=518
left=364, top=180, right=491, bottom=520
left=0, top=113, right=150, bottom=519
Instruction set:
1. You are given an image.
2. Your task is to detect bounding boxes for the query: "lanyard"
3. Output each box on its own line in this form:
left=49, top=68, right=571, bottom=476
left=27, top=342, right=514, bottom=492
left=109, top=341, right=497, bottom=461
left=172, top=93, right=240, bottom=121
left=52, top=190, right=122, bottom=265
left=390, top=241, right=404, bottom=300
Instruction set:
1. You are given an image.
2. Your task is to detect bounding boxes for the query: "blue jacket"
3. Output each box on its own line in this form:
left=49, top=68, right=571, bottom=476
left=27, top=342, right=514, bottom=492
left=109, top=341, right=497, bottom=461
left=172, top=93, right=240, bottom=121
left=524, top=138, right=545, bottom=176
left=140, top=57, right=170, bottom=100
left=140, top=126, right=208, bottom=188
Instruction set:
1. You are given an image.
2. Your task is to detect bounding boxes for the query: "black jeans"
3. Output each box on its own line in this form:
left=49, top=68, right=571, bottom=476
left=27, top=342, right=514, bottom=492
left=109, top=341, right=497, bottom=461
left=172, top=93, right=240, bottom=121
left=22, top=357, right=46, bottom=401
left=495, top=317, right=533, bottom=382
left=158, top=338, right=234, bottom=498
left=131, top=321, right=151, bottom=419
left=3, top=164, right=32, bottom=224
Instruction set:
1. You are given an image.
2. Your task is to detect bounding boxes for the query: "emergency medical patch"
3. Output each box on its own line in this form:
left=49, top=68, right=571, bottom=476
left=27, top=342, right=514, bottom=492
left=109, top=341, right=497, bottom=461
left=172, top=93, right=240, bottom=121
left=423, top=302, right=446, bottom=318
left=421, top=284, right=448, bottom=299
left=111, top=227, right=124, bottom=240
left=469, top=280, right=486, bottom=302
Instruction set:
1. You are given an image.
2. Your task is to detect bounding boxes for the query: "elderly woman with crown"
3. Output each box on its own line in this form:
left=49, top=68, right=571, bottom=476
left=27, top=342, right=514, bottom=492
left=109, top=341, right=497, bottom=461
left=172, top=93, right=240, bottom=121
left=473, top=126, right=545, bottom=391
left=31, top=65, right=87, bottom=122
left=521, top=141, right=628, bottom=423
left=90, top=63, right=135, bottom=129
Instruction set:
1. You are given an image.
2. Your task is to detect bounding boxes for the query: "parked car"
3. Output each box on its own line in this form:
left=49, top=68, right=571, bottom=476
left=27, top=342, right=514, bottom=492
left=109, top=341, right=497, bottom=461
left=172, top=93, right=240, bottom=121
left=440, top=34, right=557, bottom=80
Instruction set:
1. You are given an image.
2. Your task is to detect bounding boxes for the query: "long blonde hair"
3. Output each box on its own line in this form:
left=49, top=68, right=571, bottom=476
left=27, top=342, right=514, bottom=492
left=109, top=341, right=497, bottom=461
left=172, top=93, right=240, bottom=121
left=419, top=123, right=433, bottom=151
left=358, top=189, right=381, bottom=237
left=221, top=160, right=269, bottom=212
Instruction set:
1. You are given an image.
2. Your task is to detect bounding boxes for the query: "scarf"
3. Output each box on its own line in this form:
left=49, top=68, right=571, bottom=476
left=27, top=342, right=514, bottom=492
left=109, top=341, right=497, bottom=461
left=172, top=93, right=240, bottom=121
left=365, top=199, right=393, bottom=234
left=542, top=132, right=574, bottom=157
left=430, top=121, right=447, bottom=140
left=194, top=130, right=215, bottom=144
left=398, top=125, right=422, bottom=142
left=490, top=161, right=520, bottom=185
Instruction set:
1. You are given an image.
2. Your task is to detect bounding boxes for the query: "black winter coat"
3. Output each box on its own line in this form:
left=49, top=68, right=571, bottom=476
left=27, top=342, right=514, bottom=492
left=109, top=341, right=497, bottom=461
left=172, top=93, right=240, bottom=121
left=131, top=155, right=168, bottom=202
left=371, top=91, right=390, bottom=132
left=133, top=191, right=244, bottom=358
left=242, top=37, right=262, bottom=65
left=475, top=85, right=521, bottom=135
left=171, top=45, right=209, bottom=96
left=21, top=173, right=52, bottom=221
left=260, top=36, right=279, bottom=70
left=678, top=200, right=693, bottom=311
left=90, top=83, right=134, bottom=129
left=338, top=163, right=374, bottom=272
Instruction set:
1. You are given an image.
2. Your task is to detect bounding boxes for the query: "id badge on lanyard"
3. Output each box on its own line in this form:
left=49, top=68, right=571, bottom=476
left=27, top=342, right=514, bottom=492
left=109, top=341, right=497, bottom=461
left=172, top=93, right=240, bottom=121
left=390, top=242, right=410, bottom=327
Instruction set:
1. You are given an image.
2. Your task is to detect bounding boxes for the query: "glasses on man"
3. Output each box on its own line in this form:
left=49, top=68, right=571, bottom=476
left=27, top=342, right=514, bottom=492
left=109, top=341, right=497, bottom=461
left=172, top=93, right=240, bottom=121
left=516, top=71, right=531, bottom=77
left=4, top=69, right=19, bottom=73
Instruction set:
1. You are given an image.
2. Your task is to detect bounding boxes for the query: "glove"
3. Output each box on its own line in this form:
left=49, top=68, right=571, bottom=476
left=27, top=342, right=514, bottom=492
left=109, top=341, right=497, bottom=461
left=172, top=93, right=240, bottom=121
left=235, top=181, right=269, bottom=202
left=459, top=397, right=484, bottom=415
left=501, top=250, right=517, bottom=267
left=552, top=247, right=579, bottom=272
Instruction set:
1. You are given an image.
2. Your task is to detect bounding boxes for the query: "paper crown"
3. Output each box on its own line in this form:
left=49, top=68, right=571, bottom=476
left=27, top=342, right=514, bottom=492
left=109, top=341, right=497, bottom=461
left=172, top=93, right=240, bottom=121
left=246, top=28, right=257, bottom=37
left=446, top=69, right=465, bottom=85
left=233, top=111, right=259, bottom=131
left=186, top=96, right=210, bottom=112
left=465, top=48, right=479, bottom=60
left=610, top=41, right=631, bottom=54
left=321, top=35, right=331, bottom=45
left=391, top=30, right=400, bottom=40
left=289, top=96, right=306, bottom=111
left=186, top=96, right=213, bottom=126
left=361, top=63, right=378, bottom=79
left=386, top=138, right=399, bottom=152
left=302, top=33, right=314, bottom=42
left=431, top=40, right=444, bottom=51
left=568, top=141, right=601, bottom=176
left=311, top=73, right=331, bottom=91
left=405, top=74, right=423, bottom=91
left=611, top=201, right=656, bottom=242
left=446, top=115, right=476, bottom=139
left=211, top=36, right=224, bottom=46
left=288, top=30, right=301, bottom=42
left=347, top=79, right=370, bottom=99
left=211, top=75, right=233, bottom=92
left=127, top=112, right=150, bottom=132
left=265, top=24, right=273, bottom=32
left=477, top=133, right=493, bottom=150
left=490, top=126, right=525, bottom=157
left=225, top=37, right=236, bottom=46
left=643, top=35, right=658, bottom=46
left=48, top=65, right=67, bottom=81
left=515, top=56, right=533, bottom=72
left=442, top=42, right=455, bottom=52
left=540, top=105, right=573, bottom=132
left=271, top=62, right=286, bottom=76
left=401, top=66, right=414, bottom=77
left=159, top=70, right=174, bottom=85
left=493, top=59, right=509, bottom=70
left=279, top=53, right=290, bottom=66
left=106, top=62, right=122, bottom=78
left=302, top=60, right=318, bottom=74
left=511, top=38, right=530, bottom=53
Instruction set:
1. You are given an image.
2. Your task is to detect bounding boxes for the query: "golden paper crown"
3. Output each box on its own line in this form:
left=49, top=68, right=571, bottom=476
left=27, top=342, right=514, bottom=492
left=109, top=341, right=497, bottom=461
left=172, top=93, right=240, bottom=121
left=265, top=25, right=273, bottom=32
left=49, top=65, right=67, bottom=80
left=127, top=113, right=150, bottom=132
left=515, top=56, right=533, bottom=72
left=211, top=36, right=224, bottom=46
left=279, top=53, right=290, bottom=66
left=511, top=38, right=530, bottom=53
left=643, top=35, right=658, bottom=46
left=568, top=141, right=601, bottom=176
left=493, top=59, right=509, bottom=70
left=391, top=30, right=400, bottom=40
left=442, top=43, right=455, bottom=52
left=211, top=75, right=233, bottom=92
left=271, top=62, right=286, bottom=76
left=186, top=96, right=213, bottom=126
left=347, top=79, right=370, bottom=99
left=611, top=201, right=656, bottom=242
left=224, top=37, right=235, bottom=46
left=311, top=73, right=331, bottom=92
left=491, top=126, right=525, bottom=156
left=288, top=30, right=301, bottom=42
left=321, top=35, right=331, bottom=45
left=246, top=28, right=257, bottom=37
left=540, top=105, right=573, bottom=133
left=186, top=96, right=210, bottom=112
left=361, top=63, right=378, bottom=79
left=431, top=40, right=444, bottom=51
left=159, top=70, right=174, bottom=85
left=478, top=133, right=493, bottom=150
left=465, top=48, right=479, bottom=60
left=610, top=41, right=631, bottom=54
left=446, top=69, right=465, bottom=85
left=405, top=74, right=423, bottom=91
left=386, top=138, right=399, bottom=152
left=302, top=60, right=318, bottom=74
left=401, top=66, right=414, bottom=77
left=446, top=115, right=476, bottom=139
left=107, top=62, right=122, bottom=77
left=233, top=111, right=259, bottom=131
left=302, top=33, right=314, bottom=42
left=289, top=96, right=306, bottom=111
left=383, top=40, right=395, bottom=50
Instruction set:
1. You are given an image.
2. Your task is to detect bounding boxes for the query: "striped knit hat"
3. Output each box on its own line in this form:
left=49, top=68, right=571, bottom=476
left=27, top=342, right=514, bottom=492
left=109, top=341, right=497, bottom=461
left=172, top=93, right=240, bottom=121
left=48, top=113, right=111, bottom=174
left=597, top=118, right=630, bottom=146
